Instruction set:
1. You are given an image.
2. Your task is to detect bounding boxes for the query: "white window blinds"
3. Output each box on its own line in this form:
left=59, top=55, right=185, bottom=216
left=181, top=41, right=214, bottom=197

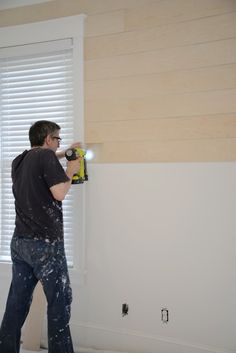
left=0, top=39, right=75, bottom=265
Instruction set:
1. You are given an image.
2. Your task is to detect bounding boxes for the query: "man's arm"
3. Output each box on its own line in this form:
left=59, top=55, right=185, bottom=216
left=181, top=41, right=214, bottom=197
left=50, top=159, right=81, bottom=201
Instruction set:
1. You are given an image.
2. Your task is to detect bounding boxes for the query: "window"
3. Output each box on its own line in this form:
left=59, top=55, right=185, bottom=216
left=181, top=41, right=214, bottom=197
left=0, top=15, right=86, bottom=272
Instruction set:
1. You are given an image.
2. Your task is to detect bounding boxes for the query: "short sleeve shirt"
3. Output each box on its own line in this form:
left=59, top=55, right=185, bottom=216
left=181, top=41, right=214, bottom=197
left=11, top=148, right=70, bottom=242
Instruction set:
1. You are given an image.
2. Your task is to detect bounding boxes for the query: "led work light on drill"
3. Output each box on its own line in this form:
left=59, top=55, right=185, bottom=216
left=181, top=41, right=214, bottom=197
left=65, top=147, right=88, bottom=184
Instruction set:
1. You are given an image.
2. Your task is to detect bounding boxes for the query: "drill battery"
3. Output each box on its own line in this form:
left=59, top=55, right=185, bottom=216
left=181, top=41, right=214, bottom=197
left=65, top=147, right=88, bottom=184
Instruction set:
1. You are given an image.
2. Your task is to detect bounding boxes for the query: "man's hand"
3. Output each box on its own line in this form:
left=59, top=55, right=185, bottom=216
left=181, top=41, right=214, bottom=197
left=66, top=158, right=82, bottom=180
left=56, top=142, right=82, bottom=159
left=50, top=157, right=82, bottom=201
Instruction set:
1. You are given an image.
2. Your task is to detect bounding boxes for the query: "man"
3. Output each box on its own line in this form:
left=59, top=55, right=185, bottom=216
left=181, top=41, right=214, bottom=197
left=0, top=120, right=81, bottom=353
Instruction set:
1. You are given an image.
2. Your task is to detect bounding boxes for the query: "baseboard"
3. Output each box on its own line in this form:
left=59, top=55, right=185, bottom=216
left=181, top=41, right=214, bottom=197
left=71, top=321, right=235, bottom=353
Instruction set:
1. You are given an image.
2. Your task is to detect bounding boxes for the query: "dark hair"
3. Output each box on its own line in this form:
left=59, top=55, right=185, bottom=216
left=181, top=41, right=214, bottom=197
left=29, top=120, right=61, bottom=147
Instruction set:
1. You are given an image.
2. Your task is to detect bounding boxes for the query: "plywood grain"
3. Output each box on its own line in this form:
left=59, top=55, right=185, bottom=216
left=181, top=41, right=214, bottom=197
left=86, top=138, right=236, bottom=163
left=85, top=89, right=236, bottom=122
left=85, top=12, right=236, bottom=59
left=85, top=39, right=236, bottom=80
left=85, top=114, right=236, bottom=143
left=0, top=0, right=236, bottom=163
left=125, top=0, right=236, bottom=30
left=85, top=10, right=124, bottom=37
left=85, top=64, right=236, bottom=100
left=0, top=0, right=156, bottom=26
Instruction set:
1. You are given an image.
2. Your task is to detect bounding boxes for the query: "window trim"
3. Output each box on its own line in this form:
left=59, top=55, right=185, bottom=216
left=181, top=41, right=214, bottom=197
left=0, top=15, right=87, bottom=284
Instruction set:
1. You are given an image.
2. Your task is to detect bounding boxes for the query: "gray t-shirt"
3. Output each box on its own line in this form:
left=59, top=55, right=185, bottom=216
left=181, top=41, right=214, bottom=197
left=11, top=148, right=69, bottom=242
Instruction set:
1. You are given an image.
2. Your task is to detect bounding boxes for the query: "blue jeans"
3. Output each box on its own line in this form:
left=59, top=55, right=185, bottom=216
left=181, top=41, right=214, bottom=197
left=0, top=236, right=74, bottom=353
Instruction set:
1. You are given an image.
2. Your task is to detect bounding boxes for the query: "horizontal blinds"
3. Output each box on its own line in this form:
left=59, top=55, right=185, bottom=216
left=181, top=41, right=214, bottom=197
left=0, top=41, right=75, bottom=265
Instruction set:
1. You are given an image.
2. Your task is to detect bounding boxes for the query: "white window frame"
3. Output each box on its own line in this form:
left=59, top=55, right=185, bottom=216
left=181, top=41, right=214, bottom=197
left=0, top=15, right=87, bottom=285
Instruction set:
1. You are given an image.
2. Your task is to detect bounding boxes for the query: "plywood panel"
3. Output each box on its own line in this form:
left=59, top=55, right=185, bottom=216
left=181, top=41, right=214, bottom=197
left=85, top=39, right=236, bottom=80
left=0, top=0, right=236, bottom=164
left=59, top=0, right=156, bottom=15
left=85, top=10, right=124, bottom=37
left=125, top=0, right=236, bottom=30
left=85, top=89, right=236, bottom=122
left=85, top=12, right=236, bottom=59
left=85, top=64, right=236, bottom=100
left=0, top=0, right=233, bottom=27
left=0, top=0, right=156, bottom=27
left=85, top=114, right=236, bottom=143
left=1, top=0, right=233, bottom=27
left=87, top=138, right=236, bottom=163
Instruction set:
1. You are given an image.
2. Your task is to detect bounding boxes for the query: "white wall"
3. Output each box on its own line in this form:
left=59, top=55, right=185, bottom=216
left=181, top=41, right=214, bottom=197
left=1, top=162, right=236, bottom=353
left=72, top=162, right=236, bottom=353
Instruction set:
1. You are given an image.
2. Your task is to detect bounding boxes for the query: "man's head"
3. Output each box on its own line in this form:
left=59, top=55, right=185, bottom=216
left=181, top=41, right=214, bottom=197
left=29, top=120, right=61, bottom=151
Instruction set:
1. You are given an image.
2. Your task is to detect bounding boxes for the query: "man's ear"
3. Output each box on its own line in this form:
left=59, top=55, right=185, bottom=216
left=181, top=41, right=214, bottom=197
left=44, top=135, right=51, bottom=146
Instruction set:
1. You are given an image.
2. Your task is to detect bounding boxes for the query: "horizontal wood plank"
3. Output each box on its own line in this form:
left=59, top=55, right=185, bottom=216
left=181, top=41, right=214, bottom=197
left=86, top=138, right=236, bottom=163
left=85, top=89, right=236, bottom=122
left=85, top=12, right=236, bottom=59
left=85, top=10, right=124, bottom=37
left=125, top=0, right=236, bottom=31
left=0, top=0, right=236, bottom=164
left=85, top=114, right=236, bottom=143
left=0, top=0, right=156, bottom=26
left=85, top=64, right=236, bottom=100
left=85, top=38, right=236, bottom=80
left=64, top=0, right=156, bottom=15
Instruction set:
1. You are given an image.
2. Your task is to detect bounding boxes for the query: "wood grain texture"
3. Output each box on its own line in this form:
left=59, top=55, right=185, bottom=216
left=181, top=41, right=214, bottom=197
left=85, top=89, right=236, bottom=122
left=125, top=0, right=236, bottom=30
left=0, top=0, right=236, bottom=163
left=85, top=114, right=236, bottom=143
left=85, top=12, right=236, bottom=59
left=86, top=138, right=236, bottom=163
left=85, top=64, right=236, bottom=100
left=85, top=39, right=236, bottom=80
left=85, top=10, right=125, bottom=37
left=0, top=0, right=157, bottom=26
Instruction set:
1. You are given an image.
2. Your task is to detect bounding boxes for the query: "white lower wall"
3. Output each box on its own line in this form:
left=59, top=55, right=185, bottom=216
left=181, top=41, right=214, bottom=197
left=1, top=163, right=236, bottom=353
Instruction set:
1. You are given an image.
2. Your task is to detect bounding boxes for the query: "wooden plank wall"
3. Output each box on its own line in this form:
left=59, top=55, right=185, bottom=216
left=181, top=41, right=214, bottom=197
left=1, top=0, right=236, bottom=162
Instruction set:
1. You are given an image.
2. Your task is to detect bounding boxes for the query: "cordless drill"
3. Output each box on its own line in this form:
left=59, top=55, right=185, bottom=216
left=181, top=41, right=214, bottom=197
left=65, top=147, right=88, bottom=184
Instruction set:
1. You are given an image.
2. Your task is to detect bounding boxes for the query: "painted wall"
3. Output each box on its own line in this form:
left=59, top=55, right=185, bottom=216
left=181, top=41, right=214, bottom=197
left=0, top=1, right=236, bottom=353
left=68, top=162, right=236, bottom=353
left=1, top=163, right=236, bottom=353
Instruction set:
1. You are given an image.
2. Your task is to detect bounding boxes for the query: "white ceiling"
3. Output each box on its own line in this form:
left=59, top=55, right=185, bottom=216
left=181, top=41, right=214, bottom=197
left=0, top=0, right=53, bottom=10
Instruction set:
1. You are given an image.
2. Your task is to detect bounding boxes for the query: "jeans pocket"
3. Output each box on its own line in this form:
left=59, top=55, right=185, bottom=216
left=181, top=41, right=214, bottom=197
left=10, top=237, right=22, bottom=262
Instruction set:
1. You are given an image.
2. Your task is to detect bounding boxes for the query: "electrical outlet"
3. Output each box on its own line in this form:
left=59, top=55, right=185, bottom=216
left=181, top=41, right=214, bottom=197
left=161, top=308, right=169, bottom=323
left=122, top=303, right=129, bottom=316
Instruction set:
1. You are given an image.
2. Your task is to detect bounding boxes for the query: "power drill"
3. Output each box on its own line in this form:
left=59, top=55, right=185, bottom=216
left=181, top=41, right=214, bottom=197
left=65, top=147, right=88, bottom=184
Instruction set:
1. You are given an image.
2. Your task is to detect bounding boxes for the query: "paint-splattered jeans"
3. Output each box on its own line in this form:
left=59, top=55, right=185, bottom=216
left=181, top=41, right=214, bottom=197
left=0, top=236, right=74, bottom=353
